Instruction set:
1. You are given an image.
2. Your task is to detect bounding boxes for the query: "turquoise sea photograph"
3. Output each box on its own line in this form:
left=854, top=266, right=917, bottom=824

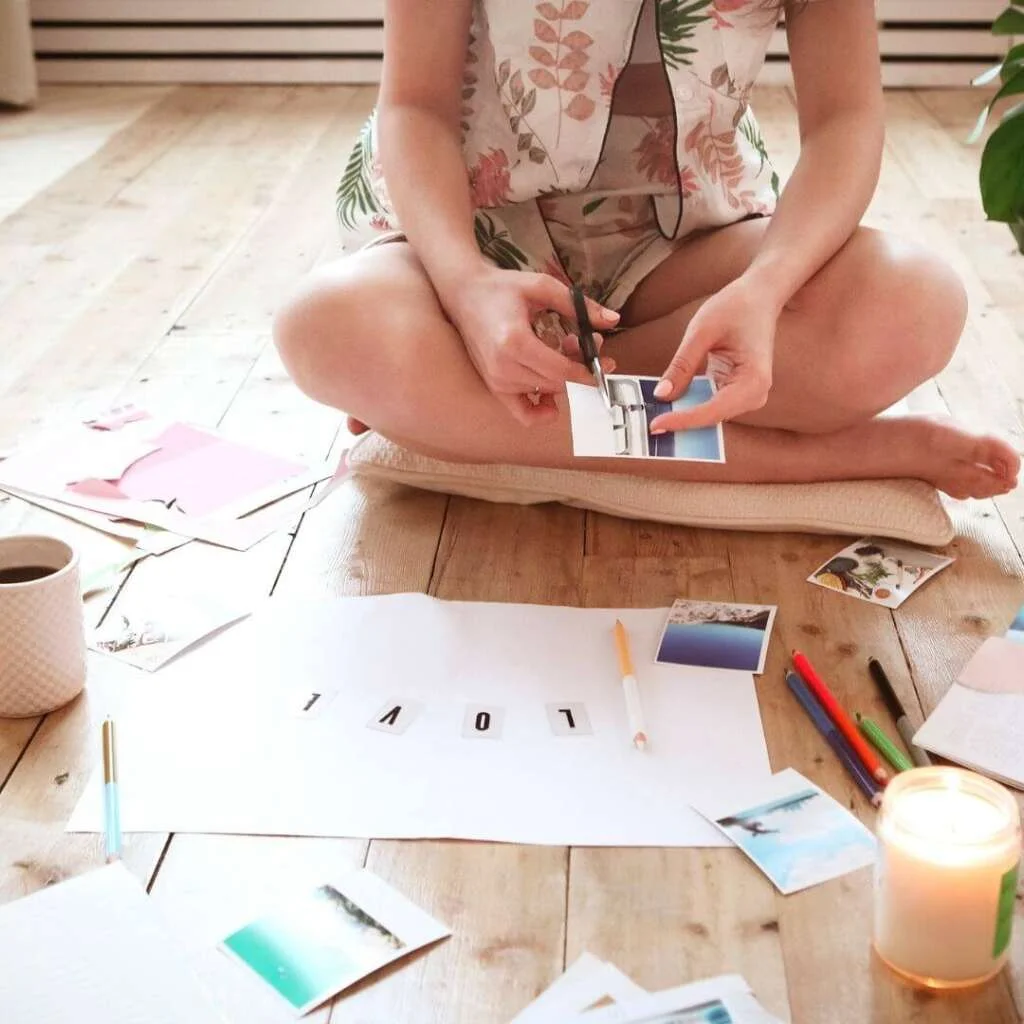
left=656, top=599, right=776, bottom=673
left=715, top=785, right=876, bottom=895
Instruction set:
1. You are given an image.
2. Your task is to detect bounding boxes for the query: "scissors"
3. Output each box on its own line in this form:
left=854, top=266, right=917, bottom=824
left=570, top=285, right=613, bottom=415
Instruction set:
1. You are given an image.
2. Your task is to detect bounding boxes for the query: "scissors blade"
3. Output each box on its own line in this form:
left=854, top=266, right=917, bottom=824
left=570, top=285, right=615, bottom=416
left=591, top=357, right=613, bottom=413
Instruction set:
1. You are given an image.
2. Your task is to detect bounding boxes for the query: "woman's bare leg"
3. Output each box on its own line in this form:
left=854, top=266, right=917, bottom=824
left=273, top=235, right=1019, bottom=499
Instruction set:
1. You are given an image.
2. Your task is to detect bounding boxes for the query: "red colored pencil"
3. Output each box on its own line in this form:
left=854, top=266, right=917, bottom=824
left=791, top=649, right=890, bottom=786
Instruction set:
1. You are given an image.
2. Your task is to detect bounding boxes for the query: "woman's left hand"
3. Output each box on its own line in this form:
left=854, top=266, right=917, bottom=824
left=647, top=277, right=780, bottom=433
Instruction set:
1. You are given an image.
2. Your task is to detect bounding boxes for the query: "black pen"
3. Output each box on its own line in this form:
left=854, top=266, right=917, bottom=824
left=868, top=657, right=932, bottom=767
left=570, top=285, right=613, bottom=414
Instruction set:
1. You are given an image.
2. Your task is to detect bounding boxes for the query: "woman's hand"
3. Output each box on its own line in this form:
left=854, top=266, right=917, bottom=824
left=447, top=267, right=619, bottom=426
left=647, top=277, right=780, bottom=433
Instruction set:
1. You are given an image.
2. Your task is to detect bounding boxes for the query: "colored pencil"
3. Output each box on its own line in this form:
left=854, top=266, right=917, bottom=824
left=613, top=619, right=648, bottom=750
left=867, top=657, right=932, bottom=767
left=102, top=717, right=122, bottom=863
left=856, top=713, right=914, bottom=773
left=791, top=649, right=890, bottom=785
left=786, top=672, right=882, bottom=808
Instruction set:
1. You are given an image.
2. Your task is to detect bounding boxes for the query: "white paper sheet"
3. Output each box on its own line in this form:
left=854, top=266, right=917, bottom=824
left=913, top=684, right=1024, bottom=790
left=511, top=953, right=647, bottom=1022
left=0, top=863, right=226, bottom=1024
left=67, top=594, right=771, bottom=846
left=581, top=974, right=783, bottom=1023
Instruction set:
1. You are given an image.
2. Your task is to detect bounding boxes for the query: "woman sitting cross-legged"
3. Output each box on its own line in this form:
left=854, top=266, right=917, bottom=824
left=273, top=0, right=1020, bottom=501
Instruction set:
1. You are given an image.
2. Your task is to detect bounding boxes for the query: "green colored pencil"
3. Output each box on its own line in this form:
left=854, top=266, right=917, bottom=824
left=856, top=713, right=914, bottom=773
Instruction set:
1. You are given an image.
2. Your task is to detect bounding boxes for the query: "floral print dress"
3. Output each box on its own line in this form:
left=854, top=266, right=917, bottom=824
left=335, top=0, right=783, bottom=309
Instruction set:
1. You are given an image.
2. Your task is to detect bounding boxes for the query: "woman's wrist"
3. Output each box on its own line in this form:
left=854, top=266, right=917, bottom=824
left=738, top=257, right=797, bottom=318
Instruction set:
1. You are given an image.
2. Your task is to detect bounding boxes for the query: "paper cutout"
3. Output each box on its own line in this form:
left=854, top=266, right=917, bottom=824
left=462, top=704, right=504, bottom=740
left=546, top=702, right=593, bottom=736
left=83, top=403, right=151, bottom=430
left=957, top=636, right=1024, bottom=695
left=0, top=418, right=335, bottom=547
left=367, top=699, right=423, bottom=735
left=283, top=687, right=338, bottom=719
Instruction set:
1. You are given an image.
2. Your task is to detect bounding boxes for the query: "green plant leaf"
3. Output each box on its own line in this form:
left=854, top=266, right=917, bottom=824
left=1010, top=217, right=1024, bottom=254
left=993, top=8, right=1024, bottom=33
left=973, top=62, right=1005, bottom=87
left=979, top=105, right=1024, bottom=222
left=335, top=118, right=378, bottom=230
left=968, top=65, right=1024, bottom=143
left=1002, top=42, right=1024, bottom=81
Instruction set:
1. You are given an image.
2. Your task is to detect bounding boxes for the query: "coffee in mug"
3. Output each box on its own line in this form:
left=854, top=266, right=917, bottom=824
left=0, top=534, right=87, bottom=717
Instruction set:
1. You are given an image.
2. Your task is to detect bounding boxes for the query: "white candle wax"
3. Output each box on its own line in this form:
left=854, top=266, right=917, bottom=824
left=874, top=767, right=1021, bottom=989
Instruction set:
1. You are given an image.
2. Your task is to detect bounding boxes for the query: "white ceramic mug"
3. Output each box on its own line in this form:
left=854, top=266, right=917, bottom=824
left=0, top=534, right=87, bottom=717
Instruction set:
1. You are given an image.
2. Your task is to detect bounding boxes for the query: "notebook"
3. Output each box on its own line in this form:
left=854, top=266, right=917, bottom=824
left=913, top=636, right=1024, bottom=790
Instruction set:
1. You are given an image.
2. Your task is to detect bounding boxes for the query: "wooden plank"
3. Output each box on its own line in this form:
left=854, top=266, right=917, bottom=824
left=570, top=551, right=790, bottom=1021
left=770, top=28, right=1007, bottom=58
left=0, top=85, right=230, bottom=247
left=33, top=25, right=385, bottom=54
left=176, top=85, right=375, bottom=335
left=0, top=87, right=343, bottom=441
left=37, top=58, right=384, bottom=85
left=31, top=0, right=386, bottom=20
left=757, top=62, right=996, bottom=90
left=0, top=85, right=168, bottom=220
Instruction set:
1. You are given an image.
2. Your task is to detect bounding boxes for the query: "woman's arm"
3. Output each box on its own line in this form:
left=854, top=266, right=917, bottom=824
left=648, top=0, right=884, bottom=429
left=742, top=0, right=884, bottom=313
left=377, top=0, right=485, bottom=308
left=376, top=1, right=620, bottom=425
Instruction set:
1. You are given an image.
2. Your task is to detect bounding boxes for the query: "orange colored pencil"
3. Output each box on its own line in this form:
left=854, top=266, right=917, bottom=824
left=791, top=649, right=890, bottom=786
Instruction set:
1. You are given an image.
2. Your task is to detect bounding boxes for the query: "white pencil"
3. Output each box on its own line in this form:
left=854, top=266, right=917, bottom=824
left=613, top=619, right=648, bottom=750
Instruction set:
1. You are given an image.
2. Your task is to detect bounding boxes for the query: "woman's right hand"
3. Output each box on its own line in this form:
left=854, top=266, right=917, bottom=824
left=445, top=266, right=620, bottom=426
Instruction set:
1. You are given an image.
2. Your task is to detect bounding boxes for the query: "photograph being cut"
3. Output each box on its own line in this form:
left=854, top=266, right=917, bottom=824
left=566, top=375, right=725, bottom=462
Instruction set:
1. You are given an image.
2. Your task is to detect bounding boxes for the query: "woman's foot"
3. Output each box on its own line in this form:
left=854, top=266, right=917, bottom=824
left=876, top=415, right=1018, bottom=500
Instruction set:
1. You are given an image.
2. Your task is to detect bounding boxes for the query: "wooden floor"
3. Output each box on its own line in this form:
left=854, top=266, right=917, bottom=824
left=1, top=84, right=1023, bottom=1024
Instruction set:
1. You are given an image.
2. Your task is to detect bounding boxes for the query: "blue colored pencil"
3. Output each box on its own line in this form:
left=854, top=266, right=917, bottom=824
left=785, top=671, right=882, bottom=808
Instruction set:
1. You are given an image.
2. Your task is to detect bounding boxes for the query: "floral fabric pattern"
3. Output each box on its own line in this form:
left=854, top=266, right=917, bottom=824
left=335, top=0, right=781, bottom=284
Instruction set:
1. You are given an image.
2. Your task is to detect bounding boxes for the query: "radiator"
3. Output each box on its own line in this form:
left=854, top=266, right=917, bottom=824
left=31, top=0, right=1011, bottom=89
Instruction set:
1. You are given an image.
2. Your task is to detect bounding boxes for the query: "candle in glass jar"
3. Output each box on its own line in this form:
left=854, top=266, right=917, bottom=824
left=874, top=766, right=1021, bottom=989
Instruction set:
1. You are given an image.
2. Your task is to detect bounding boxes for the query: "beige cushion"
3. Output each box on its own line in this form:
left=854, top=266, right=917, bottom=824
left=347, top=433, right=955, bottom=545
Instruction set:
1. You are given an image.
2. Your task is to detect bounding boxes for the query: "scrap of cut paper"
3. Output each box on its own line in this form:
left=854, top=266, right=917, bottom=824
left=0, top=407, right=346, bottom=552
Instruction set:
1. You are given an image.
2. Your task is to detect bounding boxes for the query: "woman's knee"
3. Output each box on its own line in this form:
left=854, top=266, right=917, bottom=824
left=272, top=259, right=406, bottom=408
left=842, top=230, right=967, bottom=379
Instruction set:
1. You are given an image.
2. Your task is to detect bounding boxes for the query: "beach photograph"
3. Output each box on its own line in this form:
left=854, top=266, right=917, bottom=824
left=656, top=599, right=777, bottom=673
left=221, top=883, right=406, bottom=1013
left=713, top=781, right=876, bottom=895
